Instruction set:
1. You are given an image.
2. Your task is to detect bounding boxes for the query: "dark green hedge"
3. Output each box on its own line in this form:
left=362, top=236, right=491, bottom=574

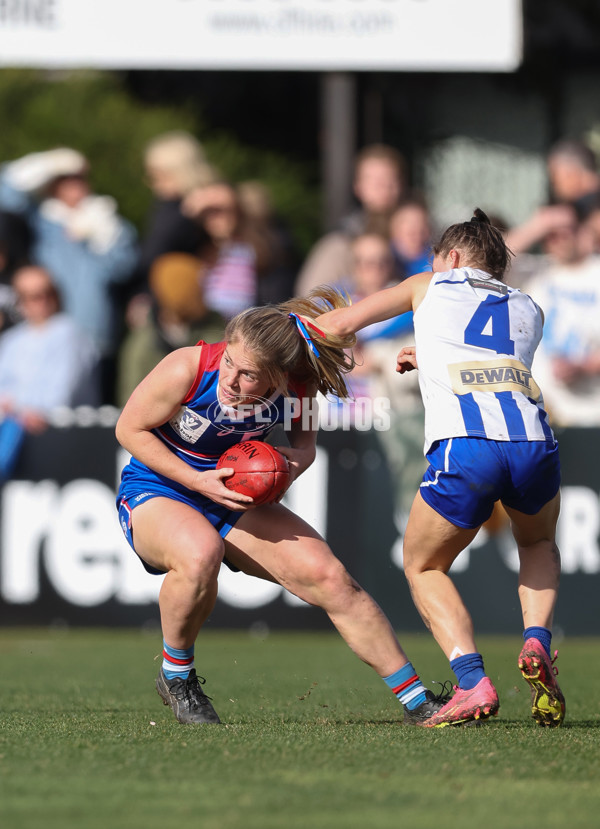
left=0, top=69, right=319, bottom=253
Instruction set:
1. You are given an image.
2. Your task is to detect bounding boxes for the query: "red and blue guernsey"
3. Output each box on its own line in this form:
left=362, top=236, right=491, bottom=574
left=117, top=341, right=305, bottom=567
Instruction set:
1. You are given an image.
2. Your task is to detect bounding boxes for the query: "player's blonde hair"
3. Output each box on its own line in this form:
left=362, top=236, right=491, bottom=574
left=225, top=286, right=356, bottom=398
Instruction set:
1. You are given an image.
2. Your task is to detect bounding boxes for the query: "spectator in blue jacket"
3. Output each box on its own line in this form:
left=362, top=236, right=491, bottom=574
left=0, top=147, right=138, bottom=402
left=0, top=265, right=99, bottom=479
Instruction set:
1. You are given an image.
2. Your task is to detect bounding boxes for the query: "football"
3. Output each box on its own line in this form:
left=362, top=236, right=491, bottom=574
left=216, top=440, right=290, bottom=505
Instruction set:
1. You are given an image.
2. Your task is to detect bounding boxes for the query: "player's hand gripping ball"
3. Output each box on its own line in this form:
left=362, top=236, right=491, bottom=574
left=216, top=440, right=290, bottom=505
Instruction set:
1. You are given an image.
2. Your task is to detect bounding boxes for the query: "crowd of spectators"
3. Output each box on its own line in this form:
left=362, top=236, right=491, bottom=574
left=0, top=130, right=599, bottom=482
left=504, top=138, right=600, bottom=428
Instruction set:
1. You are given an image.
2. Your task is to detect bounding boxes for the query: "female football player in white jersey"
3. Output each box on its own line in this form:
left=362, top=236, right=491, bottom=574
left=317, top=209, right=565, bottom=728
left=116, top=287, right=448, bottom=726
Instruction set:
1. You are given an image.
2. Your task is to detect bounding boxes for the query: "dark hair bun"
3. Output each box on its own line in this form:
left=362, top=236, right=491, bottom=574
left=471, top=207, right=491, bottom=225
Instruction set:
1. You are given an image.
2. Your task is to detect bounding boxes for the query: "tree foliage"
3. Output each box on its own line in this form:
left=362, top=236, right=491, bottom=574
left=0, top=69, right=319, bottom=252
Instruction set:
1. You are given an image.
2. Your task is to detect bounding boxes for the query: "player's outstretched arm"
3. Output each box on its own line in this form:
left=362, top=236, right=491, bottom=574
left=277, top=385, right=318, bottom=489
left=316, top=271, right=432, bottom=336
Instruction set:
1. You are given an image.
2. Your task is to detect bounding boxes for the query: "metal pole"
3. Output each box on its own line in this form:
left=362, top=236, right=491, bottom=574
left=320, top=71, right=357, bottom=231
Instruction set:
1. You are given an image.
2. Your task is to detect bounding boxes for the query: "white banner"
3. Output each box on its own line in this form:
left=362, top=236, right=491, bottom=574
left=0, top=0, right=522, bottom=71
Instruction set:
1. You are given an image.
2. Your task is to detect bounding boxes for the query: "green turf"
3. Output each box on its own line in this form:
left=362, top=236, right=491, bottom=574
left=0, top=628, right=599, bottom=829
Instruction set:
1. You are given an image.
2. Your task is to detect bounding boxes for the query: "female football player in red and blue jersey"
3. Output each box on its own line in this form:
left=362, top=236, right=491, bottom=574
left=116, top=287, right=446, bottom=726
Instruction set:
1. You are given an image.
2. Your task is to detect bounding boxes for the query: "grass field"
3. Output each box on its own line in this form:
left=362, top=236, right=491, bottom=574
left=1, top=628, right=599, bottom=829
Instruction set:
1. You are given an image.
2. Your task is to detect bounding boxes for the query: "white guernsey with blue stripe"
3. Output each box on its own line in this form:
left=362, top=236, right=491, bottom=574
left=413, top=267, right=554, bottom=453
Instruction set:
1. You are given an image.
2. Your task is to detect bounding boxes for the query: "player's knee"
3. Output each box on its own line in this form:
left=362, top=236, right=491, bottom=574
left=305, top=554, right=359, bottom=602
left=403, top=542, right=455, bottom=580
left=180, top=538, right=224, bottom=584
left=403, top=556, right=429, bottom=584
left=284, top=543, right=343, bottom=598
left=402, top=548, right=419, bottom=579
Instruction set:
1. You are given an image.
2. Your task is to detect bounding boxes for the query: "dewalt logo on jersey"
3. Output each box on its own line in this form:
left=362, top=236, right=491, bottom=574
left=448, top=358, right=541, bottom=401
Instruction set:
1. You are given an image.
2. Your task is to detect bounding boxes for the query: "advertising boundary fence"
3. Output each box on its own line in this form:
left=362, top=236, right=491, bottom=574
left=0, top=423, right=598, bottom=635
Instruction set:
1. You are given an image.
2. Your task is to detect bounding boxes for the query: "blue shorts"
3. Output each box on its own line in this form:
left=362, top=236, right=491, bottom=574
left=419, top=437, right=561, bottom=529
left=117, top=464, right=243, bottom=575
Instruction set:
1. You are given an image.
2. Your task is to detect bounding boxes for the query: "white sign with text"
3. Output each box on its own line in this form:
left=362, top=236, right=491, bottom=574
left=0, top=0, right=523, bottom=71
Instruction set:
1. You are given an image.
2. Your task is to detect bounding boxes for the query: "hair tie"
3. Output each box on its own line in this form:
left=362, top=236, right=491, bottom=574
left=289, top=312, right=321, bottom=357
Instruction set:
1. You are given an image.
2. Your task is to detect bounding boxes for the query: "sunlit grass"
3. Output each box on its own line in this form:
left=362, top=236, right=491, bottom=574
left=0, top=629, right=598, bottom=829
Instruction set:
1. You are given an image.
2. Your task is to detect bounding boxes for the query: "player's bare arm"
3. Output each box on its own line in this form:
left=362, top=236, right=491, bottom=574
left=276, top=384, right=318, bottom=488
left=116, top=347, right=253, bottom=509
left=316, top=271, right=432, bottom=336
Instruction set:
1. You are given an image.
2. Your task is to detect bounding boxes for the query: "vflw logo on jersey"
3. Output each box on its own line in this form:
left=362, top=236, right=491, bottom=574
left=169, top=406, right=212, bottom=443
left=169, top=401, right=276, bottom=443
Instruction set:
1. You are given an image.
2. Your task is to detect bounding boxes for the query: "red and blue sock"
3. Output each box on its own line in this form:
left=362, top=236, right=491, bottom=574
left=383, top=662, right=427, bottom=710
left=162, top=640, right=195, bottom=680
left=450, top=652, right=486, bottom=690
left=523, top=626, right=552, bottom=657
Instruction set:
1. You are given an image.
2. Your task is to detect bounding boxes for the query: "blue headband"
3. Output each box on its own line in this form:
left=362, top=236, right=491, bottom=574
left=289, top=312, right=320, bottom=358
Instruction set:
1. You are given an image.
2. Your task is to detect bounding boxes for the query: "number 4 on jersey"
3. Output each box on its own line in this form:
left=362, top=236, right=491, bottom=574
left=464, top=295, right=515, bottom=355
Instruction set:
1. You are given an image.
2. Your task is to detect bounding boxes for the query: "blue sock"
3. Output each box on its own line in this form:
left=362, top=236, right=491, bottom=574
left=450, top=652, right=485, bottom=690
left=383, top=662, right=427, bottom=710
left=524, top=626, right=552, bottom=657
left=162, top=640, right=195, bottom=680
